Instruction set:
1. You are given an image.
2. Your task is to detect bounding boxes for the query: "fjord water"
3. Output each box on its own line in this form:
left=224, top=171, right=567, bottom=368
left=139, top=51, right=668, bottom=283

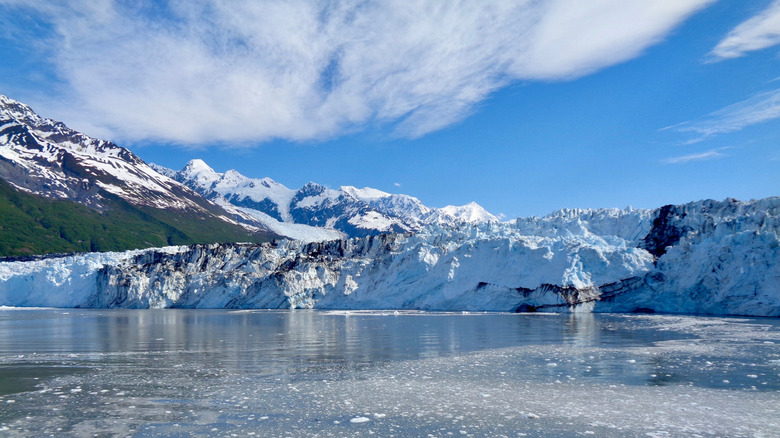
left=0, top=310, right=777, bottom=437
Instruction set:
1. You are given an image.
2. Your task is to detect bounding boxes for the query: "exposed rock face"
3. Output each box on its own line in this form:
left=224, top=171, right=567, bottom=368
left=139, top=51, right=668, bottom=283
left=0, top=94, right=276, bottom=253
left=1, top=95, right=211, bottom=212
left=1, top=196, right=777, bottom=315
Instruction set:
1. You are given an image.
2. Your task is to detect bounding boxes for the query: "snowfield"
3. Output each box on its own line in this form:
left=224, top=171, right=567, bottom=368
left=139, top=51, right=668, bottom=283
left=0, top=197, right=778, bottom=316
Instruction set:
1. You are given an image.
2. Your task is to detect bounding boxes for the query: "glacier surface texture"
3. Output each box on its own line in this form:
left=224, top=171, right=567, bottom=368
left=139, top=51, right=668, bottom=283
left=1, top=197, right=778, bottom=316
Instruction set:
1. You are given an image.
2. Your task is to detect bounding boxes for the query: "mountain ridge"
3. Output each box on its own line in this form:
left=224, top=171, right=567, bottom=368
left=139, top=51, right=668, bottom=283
left=0, top=92, right=499, bottom=255
left=154, top=158, right=498, bottom=241
left=0, top=94, right=276, bottom=256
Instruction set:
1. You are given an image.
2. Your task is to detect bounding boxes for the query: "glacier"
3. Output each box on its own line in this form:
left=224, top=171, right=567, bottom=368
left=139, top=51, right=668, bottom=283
left=0, top=197, right=778, bottom=316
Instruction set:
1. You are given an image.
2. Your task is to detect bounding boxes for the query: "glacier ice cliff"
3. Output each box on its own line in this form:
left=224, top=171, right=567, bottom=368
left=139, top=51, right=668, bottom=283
left=0, top=197, right=778, bottom=316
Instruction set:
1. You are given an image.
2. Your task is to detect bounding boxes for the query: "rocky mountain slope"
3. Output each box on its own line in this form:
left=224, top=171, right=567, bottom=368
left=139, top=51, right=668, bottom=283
left=2, top=197, right=777, bottom=316
left=154, top=159, right=498, bottom=240
left=0, top=94, right=275, bottom=256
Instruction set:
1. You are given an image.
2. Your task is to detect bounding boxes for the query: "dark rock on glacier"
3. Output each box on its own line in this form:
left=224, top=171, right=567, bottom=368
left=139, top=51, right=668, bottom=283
left=640, top=204, right=690, bottom=258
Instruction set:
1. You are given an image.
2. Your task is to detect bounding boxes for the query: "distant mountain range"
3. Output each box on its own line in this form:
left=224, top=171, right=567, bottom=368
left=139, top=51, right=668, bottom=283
left=0, top=94, right=496, bottom=256
left=153, top=159, right=497, bottom=242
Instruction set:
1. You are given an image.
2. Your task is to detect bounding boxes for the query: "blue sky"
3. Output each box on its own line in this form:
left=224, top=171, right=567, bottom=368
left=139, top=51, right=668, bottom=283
left=1, top=0, right=779, bottom=219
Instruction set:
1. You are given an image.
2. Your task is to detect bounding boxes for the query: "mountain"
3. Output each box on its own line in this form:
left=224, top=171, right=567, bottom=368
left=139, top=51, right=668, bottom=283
left=0, top=93, right=496, bottom=255
left=2, top=197, right=777, bottom=316
left=154, top=159, right=498, bottom=240
left=0, top=94, right=275, bottom=256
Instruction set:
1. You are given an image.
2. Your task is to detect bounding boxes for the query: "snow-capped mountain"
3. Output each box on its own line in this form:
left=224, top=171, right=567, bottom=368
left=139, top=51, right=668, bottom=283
left=2, top=197, right=777, bottom=316
left=0, top=94, right=274, bottom=255
left=0, top=93, right=495, bottom=251
left=1, top=95, right=199, bottom=211
left=156, top=159, right=498, bottom=239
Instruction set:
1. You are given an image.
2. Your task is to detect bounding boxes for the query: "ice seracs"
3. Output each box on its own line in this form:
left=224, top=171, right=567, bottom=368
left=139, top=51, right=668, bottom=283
left=1, top=196, right=777, bottom=316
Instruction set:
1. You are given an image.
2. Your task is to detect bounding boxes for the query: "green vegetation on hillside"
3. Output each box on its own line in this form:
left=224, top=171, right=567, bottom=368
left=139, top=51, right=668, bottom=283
left=0, top=179, right=272, bottom=257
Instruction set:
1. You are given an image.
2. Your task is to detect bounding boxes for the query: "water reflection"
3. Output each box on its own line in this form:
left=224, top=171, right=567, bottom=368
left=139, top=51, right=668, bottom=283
left=565, top=312, right=597, bottom=345
left=0, top=310, right=775, bottom=387
left=0, top=310, right=778, bottom=437
left=0, top=310, right=749, bottom=357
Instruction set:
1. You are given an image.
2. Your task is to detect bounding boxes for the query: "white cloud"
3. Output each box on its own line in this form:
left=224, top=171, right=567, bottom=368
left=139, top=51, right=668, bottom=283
left=2, top=0, right=714, bottom=145
left=674, top=88, right=780, bottom=139
left=393, top=182, right=402, bottom=188
left=710, top=0, right=780, bottom=60
left=662, top=147, right=730, bottom=164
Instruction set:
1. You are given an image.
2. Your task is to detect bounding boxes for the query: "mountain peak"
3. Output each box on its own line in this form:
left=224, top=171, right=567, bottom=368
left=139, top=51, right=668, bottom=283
left=438, top=202, right=498, bottom=223
left=221, top=169, right=253, bottom=187
left=180, top=159, right=221, bottom=187
left=0, top=93, right=133, bottom=163
left=340, top=186, right=391, bottom=201
left=181, top=158, right=217, bottom=176
left=0, top=94, right=70, bottom=137
left=182, top=159, right=215, bottom=174
left=0, top=96, right=210, bottom=210
left=0, top=94, right=31, bottom=115
left=0, top=94, right=36, bottom=118
left=298, top=181, right=327, bottom=194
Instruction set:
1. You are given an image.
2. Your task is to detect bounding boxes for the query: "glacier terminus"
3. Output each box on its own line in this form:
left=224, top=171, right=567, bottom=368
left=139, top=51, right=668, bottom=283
left=1, top=196, right=778, bottom=316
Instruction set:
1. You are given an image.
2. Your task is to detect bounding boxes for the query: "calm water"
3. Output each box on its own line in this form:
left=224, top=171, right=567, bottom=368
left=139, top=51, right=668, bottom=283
left=0, top=309, right=778, bottom=437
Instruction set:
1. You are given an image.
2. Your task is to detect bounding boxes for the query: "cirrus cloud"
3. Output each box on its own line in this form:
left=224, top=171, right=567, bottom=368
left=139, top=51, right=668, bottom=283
left=710, top=0, right=780, bottom=60
left=662, top=147, right=731, bottom=164
left=1, top=0, right=714, bottom=145
left=671, top=88, right=780, bottom=142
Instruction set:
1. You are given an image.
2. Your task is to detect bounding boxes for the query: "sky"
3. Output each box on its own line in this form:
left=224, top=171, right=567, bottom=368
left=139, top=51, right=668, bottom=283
left=0, top=0, right=778, bottom=219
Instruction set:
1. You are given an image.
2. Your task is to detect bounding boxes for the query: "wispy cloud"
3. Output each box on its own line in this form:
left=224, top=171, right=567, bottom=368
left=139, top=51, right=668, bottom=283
left=674, top=88, right=780, bottom=140
left=710, top=0, right=780, bottom=60
left=393, top=182, right=402, bottom=188
left=1, top=0, right=714, bottom=145
left=662, top=147, right=731, bottom=164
